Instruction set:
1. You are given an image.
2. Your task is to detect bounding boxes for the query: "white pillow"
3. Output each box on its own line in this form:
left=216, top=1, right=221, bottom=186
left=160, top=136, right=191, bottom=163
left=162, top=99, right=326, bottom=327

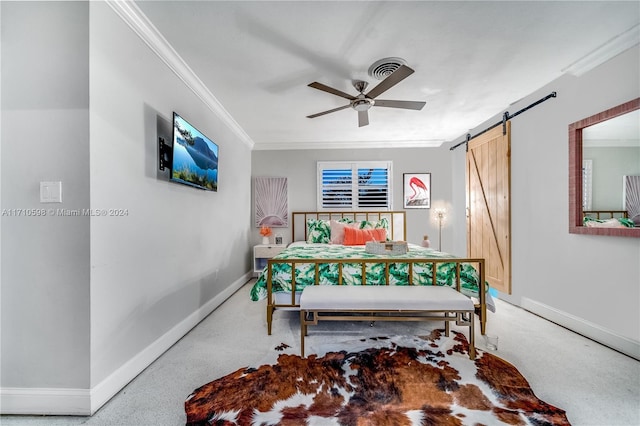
left=329, top=220, right=358, bottom=244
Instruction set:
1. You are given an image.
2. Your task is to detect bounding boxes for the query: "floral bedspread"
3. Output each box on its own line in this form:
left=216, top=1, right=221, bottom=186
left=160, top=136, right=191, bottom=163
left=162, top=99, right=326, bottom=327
left=584, top=216, right=635, bottom=228
left=250, top=243, right=495, bottom=312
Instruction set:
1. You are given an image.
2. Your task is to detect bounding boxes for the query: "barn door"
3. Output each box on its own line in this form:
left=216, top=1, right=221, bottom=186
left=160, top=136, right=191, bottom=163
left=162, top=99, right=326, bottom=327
left=466, top=122, right=511, bottom=294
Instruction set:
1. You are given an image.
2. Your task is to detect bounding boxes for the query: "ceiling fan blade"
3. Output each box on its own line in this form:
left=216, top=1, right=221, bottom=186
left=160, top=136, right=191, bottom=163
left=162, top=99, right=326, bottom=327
left=365, top=65, right=415, bottom=99
left=307, top=104, right=351, bottom=119
left=308, top=82, right=356, bottom=100
left=358, top=110, right=369, bottom=127
left=374, top=99, right=426, bottom=110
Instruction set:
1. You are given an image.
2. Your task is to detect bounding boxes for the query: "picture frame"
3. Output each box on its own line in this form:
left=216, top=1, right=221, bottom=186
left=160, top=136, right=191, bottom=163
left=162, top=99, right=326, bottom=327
left=403, top=173, right=431, bottom=209
left=275, top=235, right=283, bottom=245
left=255, top=177, right=288, bottom=227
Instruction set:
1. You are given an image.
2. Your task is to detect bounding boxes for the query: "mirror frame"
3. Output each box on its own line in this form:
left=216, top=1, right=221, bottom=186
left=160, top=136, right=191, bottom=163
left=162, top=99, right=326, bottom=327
left=569, top=97, right=640, bottom=237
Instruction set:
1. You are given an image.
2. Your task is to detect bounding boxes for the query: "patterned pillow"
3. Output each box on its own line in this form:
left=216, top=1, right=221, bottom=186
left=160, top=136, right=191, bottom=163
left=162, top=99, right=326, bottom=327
left=357, top=217, right=390, bottom=240
left=306, top=219, right=331, bottom=243
left=337, top=217, right=355, bottom=224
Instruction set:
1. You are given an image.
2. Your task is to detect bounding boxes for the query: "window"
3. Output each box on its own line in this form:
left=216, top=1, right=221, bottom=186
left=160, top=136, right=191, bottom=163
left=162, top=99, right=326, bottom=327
left=317, top=161, right=392, bottom=210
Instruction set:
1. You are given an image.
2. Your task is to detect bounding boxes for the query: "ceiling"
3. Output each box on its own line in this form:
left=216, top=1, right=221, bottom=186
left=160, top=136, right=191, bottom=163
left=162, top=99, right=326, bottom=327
left=133, top=1, right=639, bottom=150
left=583, top=110, right=640, bottom=147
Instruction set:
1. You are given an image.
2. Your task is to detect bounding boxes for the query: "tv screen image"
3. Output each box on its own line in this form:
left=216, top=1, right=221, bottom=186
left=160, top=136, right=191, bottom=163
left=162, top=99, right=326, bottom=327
left=171, top=112, right=218, bottom=191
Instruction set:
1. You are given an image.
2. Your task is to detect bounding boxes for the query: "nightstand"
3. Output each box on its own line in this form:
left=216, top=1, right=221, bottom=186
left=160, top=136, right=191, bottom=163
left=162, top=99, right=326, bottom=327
left=253, top=244, right=286, bottom=277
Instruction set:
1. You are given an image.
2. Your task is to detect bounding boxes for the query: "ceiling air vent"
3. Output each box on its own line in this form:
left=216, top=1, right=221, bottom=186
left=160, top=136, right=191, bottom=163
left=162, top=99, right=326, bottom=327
left=368, top=57, right=408, bottom=80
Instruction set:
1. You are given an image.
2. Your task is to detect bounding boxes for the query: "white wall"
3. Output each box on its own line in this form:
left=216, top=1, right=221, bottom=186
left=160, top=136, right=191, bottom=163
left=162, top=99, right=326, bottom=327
left=89, top=0, right=252, bottom=396
left=451, top=46, right=640, bottom=354
left=1, top=1, right=254, bottom=414
left=1, top=0, right=91, bottom=389
left=251, top=147, right=462, bottom=252
left=583, top=146, right=640, bottom=210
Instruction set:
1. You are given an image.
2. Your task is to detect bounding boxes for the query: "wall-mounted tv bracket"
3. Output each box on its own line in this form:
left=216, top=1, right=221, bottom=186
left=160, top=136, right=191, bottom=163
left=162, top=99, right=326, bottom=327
left=158, top=137, right=173, bottom=171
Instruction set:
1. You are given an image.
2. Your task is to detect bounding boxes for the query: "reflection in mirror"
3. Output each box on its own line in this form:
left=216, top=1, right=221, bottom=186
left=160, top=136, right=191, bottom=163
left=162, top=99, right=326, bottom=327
left=582, top=110, right=640, bottom=225
left=569, top=98, right=640, bottom=237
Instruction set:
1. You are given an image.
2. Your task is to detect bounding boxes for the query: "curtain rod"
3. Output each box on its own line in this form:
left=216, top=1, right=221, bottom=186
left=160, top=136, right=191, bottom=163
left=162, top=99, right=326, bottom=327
left=449, top=91, right=557, bottom=151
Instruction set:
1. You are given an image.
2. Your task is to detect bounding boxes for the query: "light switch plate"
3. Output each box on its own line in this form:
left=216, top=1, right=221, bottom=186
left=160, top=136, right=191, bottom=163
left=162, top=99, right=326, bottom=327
left=40, top=181, right=62, bottom=203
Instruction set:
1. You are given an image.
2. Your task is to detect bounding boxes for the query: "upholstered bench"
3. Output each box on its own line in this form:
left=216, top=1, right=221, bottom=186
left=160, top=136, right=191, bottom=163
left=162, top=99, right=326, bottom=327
left=299, top=285, right=476, bottom=359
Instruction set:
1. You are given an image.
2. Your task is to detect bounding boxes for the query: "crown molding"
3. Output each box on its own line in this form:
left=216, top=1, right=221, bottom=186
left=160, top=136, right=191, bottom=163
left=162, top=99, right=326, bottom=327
left=253, top=139, right=444, bottom=151
left=105, top=0, right=254, bottom=149
left=562, top=24, right=639, bottom=77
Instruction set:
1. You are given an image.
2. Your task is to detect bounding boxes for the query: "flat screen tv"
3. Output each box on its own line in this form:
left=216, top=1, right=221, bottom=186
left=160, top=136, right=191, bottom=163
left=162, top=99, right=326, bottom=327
left=170, top=112, right=218, bottom=191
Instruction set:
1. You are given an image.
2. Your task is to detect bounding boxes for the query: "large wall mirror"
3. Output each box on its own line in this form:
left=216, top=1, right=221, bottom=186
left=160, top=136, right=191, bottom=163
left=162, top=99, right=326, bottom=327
left=569, top=97, right=640, bottom=237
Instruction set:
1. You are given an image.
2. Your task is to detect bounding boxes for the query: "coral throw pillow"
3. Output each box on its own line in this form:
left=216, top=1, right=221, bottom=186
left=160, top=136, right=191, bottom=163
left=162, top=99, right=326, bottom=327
left=343, top=227, right=387, bottom=245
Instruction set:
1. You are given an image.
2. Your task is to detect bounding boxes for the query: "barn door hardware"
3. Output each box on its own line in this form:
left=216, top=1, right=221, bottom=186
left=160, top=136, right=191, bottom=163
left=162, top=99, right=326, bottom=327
left=450, top=91, right=557, bottom=151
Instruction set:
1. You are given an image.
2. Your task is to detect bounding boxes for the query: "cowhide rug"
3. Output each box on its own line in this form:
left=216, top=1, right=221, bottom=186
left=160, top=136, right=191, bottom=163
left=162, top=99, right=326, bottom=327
left=185, top=330, right=570, bottom=425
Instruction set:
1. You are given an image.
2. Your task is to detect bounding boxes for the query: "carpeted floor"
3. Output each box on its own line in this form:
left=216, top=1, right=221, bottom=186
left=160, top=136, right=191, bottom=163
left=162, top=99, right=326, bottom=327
left=1, top=280, right=639, bottom=425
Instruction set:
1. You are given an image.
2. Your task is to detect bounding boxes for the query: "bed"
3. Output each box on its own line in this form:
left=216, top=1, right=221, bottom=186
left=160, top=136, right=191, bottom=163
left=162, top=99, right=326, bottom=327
left=583, top=210, right=635, bottom=228
left=583, top=210, right=629, bottom=219
left=250, top=211, right=493, bottom=335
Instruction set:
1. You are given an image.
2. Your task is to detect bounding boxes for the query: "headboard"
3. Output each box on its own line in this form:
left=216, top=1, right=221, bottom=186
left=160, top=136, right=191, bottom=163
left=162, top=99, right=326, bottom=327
left=583, top=210, right=629, bottom=219
left=291, top=211, right=407, bottom=242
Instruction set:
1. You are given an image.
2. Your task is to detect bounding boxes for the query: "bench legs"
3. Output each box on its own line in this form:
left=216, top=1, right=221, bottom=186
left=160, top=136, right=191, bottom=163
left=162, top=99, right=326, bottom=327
left=300, top=310, right=476, bottom=360
left=468, top=313, right=476, bottom=359
left=444, top=312, right=450, bottom=336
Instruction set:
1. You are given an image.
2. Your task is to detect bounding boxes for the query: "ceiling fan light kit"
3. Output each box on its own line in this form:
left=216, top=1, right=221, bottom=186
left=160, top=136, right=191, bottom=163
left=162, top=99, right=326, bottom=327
left=352, top=97, right=374, bottom=112
left=306, top=64, right=426, bottom=127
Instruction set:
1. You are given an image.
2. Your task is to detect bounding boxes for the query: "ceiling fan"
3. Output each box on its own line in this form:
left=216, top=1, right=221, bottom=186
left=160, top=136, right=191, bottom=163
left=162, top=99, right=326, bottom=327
left=306, top=65, right=426, bottom=127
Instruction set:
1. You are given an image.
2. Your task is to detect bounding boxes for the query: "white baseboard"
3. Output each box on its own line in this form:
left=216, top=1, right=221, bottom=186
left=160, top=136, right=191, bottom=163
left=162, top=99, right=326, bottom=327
left=90, top=272, right=251, bottom=414
left=0, top=388, right=91, bottom=416
left=521, top=297, right=640, bottom=360
left=1, top=272, right=253, bottom=416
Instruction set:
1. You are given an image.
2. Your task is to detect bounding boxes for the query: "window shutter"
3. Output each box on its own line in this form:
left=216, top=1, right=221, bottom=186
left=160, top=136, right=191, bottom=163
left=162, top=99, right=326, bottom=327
left=321, top=167, right=353, bottom=208
left=318, top=162, right=392, bottom=210
left=357, top=167, right=389, bottom=208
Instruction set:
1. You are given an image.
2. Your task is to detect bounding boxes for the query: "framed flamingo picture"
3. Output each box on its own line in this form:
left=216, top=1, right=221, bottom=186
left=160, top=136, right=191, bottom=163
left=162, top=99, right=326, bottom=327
left=403, top=173, right=431, bottom=209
